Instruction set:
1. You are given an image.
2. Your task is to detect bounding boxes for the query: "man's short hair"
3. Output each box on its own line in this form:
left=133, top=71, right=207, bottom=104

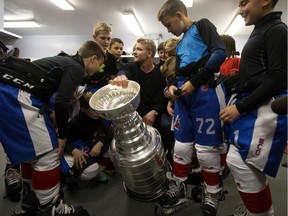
left=137, top=38, right=156, bottom=57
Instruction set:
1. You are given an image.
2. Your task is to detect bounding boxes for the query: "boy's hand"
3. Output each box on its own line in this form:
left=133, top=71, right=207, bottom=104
left=168, top=85, right=178, bottom=100
left=89, top=142, right=103, bottom=157
left=72, top=149, right=88, bottom=169
left=219, top=105, right=240, bottom=123
left=179, top=81, right=195, bottom=96
left=167, top=101, right=174, bottom=118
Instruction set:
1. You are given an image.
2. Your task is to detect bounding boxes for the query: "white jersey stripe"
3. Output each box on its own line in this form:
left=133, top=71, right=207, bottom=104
left=18, top=90, right=54, bottom=156
left=245, top=100, right=277, bottom=171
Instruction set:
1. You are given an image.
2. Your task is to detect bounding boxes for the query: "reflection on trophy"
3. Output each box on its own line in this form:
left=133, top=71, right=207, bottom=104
left=89, top=81, right=169, bottom=201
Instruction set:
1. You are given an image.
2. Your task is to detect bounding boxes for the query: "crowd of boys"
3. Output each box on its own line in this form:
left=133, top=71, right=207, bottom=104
left=0, top=0, right=287, bottom=216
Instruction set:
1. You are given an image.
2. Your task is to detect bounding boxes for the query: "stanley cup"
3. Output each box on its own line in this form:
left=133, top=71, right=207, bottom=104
left=89, top=81, right=169, bottom=201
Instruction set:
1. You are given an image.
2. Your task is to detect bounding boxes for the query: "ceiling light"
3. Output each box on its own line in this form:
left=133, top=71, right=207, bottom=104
left=224, top=14, right=245, bottom=36
left=4, top=21, right=41, bottom=28
left=49, top=0, right=74, bottom=10
left=181, top=0, right=193, bottom=7
left=123, top=10, right=144, bottom=37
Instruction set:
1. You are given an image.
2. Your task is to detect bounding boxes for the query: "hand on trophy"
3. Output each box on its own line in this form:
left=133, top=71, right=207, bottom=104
left=109, top=75, right=129, bottom=88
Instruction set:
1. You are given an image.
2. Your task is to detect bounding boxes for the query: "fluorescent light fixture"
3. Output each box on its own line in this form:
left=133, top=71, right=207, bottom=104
left=4, top=21, right=40, bottom=28
left=0, top=29, right=22, bottom=39
left=123, top=10, right=144, bottom=37
left=181, top=0, right=193, bottom=7
left=49, top=0, right=74, bottom=10
left=224, top=14, right=245, bottom=36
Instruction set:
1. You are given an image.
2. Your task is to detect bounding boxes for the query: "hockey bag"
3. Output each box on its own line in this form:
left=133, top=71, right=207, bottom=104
left=0, top=56, right=49, bottom=99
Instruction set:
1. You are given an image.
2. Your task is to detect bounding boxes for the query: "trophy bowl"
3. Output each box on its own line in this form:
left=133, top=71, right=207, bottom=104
left=89, top=81, right=140, bottom=120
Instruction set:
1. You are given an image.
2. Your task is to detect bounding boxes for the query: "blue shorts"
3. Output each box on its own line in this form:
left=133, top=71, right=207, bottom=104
left=0, top=83, right=58, bottom=165
left=226, top=92, right=287, bottom=177
left=173, top=77, right=226, bottom=146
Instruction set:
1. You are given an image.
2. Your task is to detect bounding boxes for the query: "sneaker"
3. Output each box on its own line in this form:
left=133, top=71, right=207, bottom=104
left=103, top=163, right=116, bottom=176
left=158, top=178, right=186, bottom=208
left=61, top=168, right=79, bottom=186
left=202, top=186, right=221, bottom=216
left=191, top=184, right=203, bottom=203
left=92, top=172, right=108, bottom=184
left=38, top=194, right=90, bottom=216
left=11, top=182, right=38, bottom=216
left=5, top=165, right=23, bottom=201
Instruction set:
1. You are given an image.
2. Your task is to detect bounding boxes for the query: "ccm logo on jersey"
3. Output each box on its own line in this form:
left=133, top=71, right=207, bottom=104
left=2, top=74, right=35, bottom=89
left=255, top=138, right=265, bottom=156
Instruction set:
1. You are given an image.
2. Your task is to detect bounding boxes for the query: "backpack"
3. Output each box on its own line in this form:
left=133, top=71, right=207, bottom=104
left=0, top=56, right=49, bottom=99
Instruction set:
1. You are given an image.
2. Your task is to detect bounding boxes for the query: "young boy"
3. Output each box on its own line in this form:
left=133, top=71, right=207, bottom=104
left=155, top=41, right=168, bottom=71
left=158, top=0, right=227, bottom=215
left=84, top=22, right=118, bottom=92
left=219, top=35, right=241, bottom=77
left=220, top=0, right=287, bottom=215
left=0, top=40, right=106, bottom=216
left=108, top=38, right=125, bottom=71
left=71, top=22, right=118, bottom=118
left=161, top=37, right=179, bottom=117
left=61, top=91, right=113, bottom=183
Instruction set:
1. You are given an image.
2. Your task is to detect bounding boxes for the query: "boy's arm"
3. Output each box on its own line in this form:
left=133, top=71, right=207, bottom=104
left=189, top=19, right=227, bottom=89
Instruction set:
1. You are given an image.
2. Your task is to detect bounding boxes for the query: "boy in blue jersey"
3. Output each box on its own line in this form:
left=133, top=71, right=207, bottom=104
left=220, top=0, right=287, bottom=215
left=0, top=40, right=106, bottom=216
left=157, top=0, right=227, bottom=215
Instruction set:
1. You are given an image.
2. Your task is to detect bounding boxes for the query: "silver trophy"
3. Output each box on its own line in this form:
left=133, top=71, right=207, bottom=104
left=89, top=81, right=169, bottom=201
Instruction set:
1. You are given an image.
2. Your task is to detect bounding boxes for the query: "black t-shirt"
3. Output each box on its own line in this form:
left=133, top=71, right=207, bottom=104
left=117, top=62, right=166, bottom=117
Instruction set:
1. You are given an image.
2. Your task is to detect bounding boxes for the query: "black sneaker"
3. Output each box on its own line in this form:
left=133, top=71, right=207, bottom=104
left=186, top=164, right=203, bottom=185
left=202, top=186, right=221, bottom=216
left=191, top=184, right=203, bottom=202
left=158, top=176, right=186, bottom=208
left=5, top=165, right=23, bottom=201
left=221, top=165, right=231, bottom=180
left=38, top=194, right=90, bottom=216
left=11, top=182, right=38, bottom=216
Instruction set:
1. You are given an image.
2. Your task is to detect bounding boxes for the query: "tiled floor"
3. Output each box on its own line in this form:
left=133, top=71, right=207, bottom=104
left=0, top=146, right=287, bottom=216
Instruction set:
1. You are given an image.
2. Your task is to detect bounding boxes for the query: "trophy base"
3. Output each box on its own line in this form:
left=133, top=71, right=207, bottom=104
left=122, top=181, right=168, bottom=202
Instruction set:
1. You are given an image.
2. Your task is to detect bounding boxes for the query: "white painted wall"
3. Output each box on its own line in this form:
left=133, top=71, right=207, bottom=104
left=14, top=34, right=250, bottom=61
left=13, top=33, right=167, bottom=60
left=14, top=32, right=250, bottom=61
left=14, top=35, right=90, bottom=60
